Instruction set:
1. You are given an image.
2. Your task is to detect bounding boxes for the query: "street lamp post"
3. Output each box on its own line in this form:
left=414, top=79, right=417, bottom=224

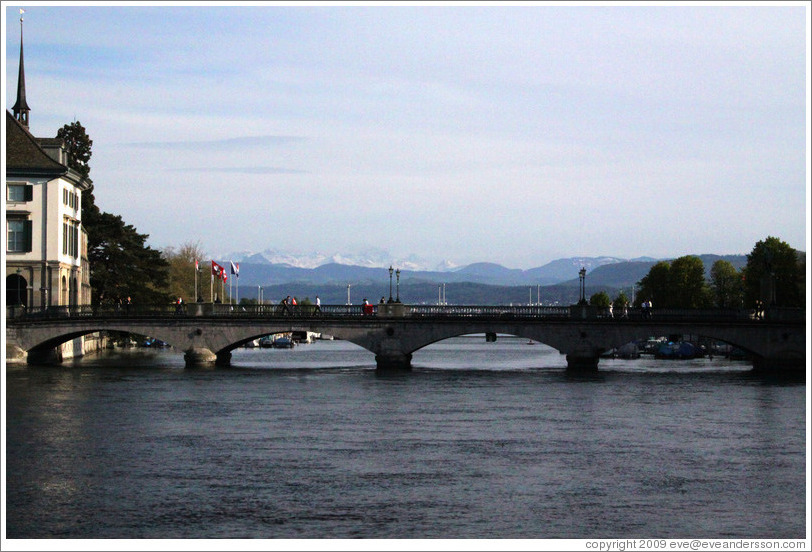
left=396, top=268, right=400, bottom=302
left=388, top=266, right=394, bottom=303
left=579, top=267, right=586, bottom=305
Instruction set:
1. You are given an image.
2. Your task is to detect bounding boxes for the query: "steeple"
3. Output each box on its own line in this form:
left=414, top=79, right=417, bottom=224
left=12, top=9, right=30, bottom=128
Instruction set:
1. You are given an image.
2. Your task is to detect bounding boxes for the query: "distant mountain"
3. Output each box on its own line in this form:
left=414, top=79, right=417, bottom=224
left=524, top=257, right=626, bottom=285
left=567, top=261, right=658, bottom=289
left=229, top=256, right=638, bottom=289
left=435, top=259, right=462, bottom=272
left=220, top=249, right=755, bottom=293
left=453, top=262, right=524, bottom=280
left=220, top=248, right=443, bottom=271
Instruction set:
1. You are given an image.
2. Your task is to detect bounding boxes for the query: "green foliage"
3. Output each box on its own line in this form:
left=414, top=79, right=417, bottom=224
left=56, top=121, right=93, bottom=178
left=588, top=291, right=611, bottom=308
left=636, top=256, right=711, bottom=309
left=635, top=239, right=805, bottom=311
left=613, top=291, right=630, bottom=310
left=669, top=255, right=712, bottom=308
left=742, top=236, right=804, bottom=308
left=709, top=259, right=743, bottom=308
left=636, top=261, right=670, bottom=307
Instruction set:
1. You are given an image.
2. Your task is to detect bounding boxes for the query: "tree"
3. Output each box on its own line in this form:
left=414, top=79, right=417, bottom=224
left=613, top=291, right=630, bottom=311
left=669, top=255, right=711, bottom=308
left=56, top=121, right=93, bottom=178
left=636, top=256, right=711, bottom=309
left=742, top=236, right=804, bottom=308
left=636, top=261, right=671, bottom=307
left=162, top=242, right=208, bottom=302
left=710, top=259, right=743, bottom=308
left=589, top=291, right=611, bottom=308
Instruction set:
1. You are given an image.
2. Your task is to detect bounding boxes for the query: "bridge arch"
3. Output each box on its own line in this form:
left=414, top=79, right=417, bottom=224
left=214, top=326, right=381, bottom=357
left=20, top=326, right=186, bottom=363
left=395, top=328, right=567, bottom=357
left=595, top=324, right=787, bottom=361
left=408, top=332, right=566, bottom=370
left=7, top=307, right=805, bottom=372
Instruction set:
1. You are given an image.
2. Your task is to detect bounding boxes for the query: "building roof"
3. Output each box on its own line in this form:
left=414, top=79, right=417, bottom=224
left=5, top=110, right=69, bottom=178
left=11, top=23, right=30, bottom=117
left=11, top=20, right=31, bottom=128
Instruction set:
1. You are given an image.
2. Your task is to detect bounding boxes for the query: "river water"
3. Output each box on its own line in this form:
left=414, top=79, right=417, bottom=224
left=4, top=337, right=807, bottom=540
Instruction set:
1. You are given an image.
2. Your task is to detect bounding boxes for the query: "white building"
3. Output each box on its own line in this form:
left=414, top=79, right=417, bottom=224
left=5, top=15, right=94, bottom=360
left=6, top=112, right=92, bottom=310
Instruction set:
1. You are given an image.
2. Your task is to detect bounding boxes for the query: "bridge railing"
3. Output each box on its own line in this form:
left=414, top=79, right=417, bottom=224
left=408, top=305, right=572, bottom=318
left=4, top=303, right=370, bottom=320
left=198, top=303, right=367, bottom=317
left=6, top=304, right=804, bottom=323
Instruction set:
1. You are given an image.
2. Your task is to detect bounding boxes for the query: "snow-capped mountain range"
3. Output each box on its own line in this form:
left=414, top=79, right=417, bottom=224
left=209, top=248, right=746, bottom=292
left=211, top=248, right=657, bottom=287
left=217, top=248, right=639, bottom=273
left=221, top=248, right=463, bottom=272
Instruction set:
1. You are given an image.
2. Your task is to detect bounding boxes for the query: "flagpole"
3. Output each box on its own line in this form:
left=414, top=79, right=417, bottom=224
left=194, top=260, right=198, bottom=302
left=210, top=262, right=214, bottom=303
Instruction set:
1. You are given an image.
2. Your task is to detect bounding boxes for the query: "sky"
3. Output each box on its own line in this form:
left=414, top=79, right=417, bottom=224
left=3, top=2, right=810, bottom=269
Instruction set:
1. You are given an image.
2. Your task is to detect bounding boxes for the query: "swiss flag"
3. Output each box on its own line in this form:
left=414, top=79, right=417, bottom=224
left=211, top=261, right=225, bottom=279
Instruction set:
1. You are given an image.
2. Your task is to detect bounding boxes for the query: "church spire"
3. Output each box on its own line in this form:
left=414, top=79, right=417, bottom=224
left=12, top=9, right=30, bottom=128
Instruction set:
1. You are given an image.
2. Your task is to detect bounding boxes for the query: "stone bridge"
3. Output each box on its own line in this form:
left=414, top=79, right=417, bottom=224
left=5, top=304, right=806, bottom=372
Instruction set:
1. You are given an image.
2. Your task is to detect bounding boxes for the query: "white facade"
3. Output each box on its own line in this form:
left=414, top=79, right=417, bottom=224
left=5, top=117, right=91, bottom=310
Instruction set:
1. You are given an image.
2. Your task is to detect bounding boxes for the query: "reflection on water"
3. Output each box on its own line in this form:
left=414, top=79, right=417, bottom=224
left=5, top=337, right=805, bottom=539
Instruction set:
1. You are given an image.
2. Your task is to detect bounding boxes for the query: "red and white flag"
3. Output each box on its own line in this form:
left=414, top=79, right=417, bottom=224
left=211, top=260, right=224, bottom=279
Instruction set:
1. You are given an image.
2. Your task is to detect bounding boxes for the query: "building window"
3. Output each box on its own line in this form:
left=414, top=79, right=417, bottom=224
left=7, top=218, right=32, bottom=253
left=64, top=189, right=77, bottom=209
left=7, top=184, right=33, bottom=203
left=63, top=220, right=79, bottom=258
